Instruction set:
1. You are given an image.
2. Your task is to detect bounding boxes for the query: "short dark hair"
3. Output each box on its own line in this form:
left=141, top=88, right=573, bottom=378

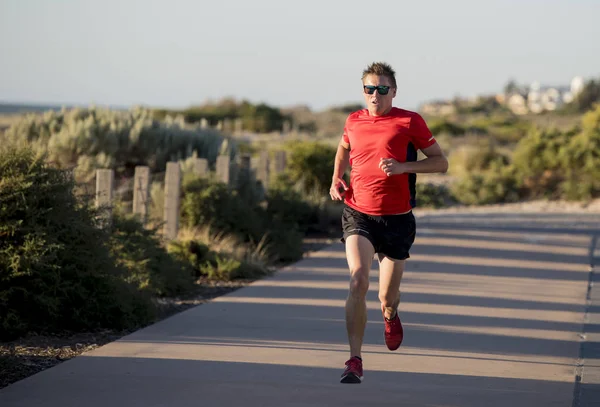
left=362, top=62, right=397, bottom=88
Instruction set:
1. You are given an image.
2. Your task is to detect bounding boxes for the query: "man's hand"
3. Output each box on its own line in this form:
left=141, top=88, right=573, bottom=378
left=329, top=177, right=348, bottom=200
left=379, top=158, right=405, bottom=177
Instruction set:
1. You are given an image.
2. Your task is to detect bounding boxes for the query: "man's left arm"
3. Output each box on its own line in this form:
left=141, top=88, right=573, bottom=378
left=404, top=143, right=448, bottom=173
left=379, top=143, right=448, bottom=176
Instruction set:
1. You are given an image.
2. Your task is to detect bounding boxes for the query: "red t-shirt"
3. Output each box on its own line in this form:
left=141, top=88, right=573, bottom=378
left=342, top=107, right=436, bottom=215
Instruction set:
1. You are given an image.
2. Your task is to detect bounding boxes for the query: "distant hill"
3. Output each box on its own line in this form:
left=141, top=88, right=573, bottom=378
left=0, top=103, right=69, bottom=114
left=0, top=102, right=131, bottom=114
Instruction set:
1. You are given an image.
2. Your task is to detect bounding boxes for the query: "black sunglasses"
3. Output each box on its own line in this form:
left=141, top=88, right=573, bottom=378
left=363, top=85, right=391, bottom=95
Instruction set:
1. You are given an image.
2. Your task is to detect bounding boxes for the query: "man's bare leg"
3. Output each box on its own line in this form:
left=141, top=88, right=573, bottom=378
left=378, top=254, right=405, bottom=319
left=344, top=235, right=375, bottom=358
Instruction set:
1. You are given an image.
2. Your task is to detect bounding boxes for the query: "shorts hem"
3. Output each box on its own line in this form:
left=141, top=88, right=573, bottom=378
left=379, top=252, right=410, bottom=261
left=341, top=230, right=376, bottom=249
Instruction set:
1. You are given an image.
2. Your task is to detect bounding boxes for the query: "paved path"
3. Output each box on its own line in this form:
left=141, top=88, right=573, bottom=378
left=1, top=212, right=599, bottom=407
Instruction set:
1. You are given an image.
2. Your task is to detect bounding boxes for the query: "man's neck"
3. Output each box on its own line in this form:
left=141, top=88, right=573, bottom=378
left=368, top=106, right=393, bottom=117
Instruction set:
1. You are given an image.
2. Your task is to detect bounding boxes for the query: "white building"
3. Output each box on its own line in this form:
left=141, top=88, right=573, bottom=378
left=506, top=76, right=585, bottom=115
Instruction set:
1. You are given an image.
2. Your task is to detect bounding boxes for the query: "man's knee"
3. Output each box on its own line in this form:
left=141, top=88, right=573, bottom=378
left=349, top=268, right=369, bottom=298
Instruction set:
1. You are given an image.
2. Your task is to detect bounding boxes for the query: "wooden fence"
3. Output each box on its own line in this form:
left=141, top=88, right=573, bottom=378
left=94, top=151, right=288, bottom=240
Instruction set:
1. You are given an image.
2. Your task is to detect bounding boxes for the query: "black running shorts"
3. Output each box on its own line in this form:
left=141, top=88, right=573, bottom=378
left=341, top=205, right=416, bottom=260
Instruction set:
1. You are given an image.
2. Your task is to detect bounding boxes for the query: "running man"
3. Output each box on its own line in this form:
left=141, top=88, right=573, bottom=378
left=330, top=62, right=448, bottom=384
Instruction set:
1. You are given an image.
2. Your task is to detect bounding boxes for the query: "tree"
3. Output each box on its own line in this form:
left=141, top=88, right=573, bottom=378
left=573, top=79, right=600, bottom=112
left=504, top=79, right=520, bottom=95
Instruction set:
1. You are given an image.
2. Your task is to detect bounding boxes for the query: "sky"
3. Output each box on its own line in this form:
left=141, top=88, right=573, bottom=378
left=1, top=0, right=599, bottom=112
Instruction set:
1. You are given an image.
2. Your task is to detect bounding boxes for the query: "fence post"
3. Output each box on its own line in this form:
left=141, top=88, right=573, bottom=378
left=132, top=166, right=150, bottom=224
left=234, top=118, right=243, bottom=135
left=275, top=150, right=287, bottom=174
left=237, top=154, right=251, bottom=187
left=216, top=155, right=230, bottom=185
left=282, top=120, right=291, bottom=135
left=224, top=118, right=235, bottom=134
left=193, top=158, right=209, bottom=177
left=163, top=162, right=181, bottom=241
left=95, top=169, right=114, bottom=228
left=257, top=151, right=270, bottom=191
left=240, top=155, right=251, bottom=173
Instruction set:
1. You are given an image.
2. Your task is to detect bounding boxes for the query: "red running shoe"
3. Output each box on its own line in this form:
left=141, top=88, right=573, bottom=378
left=382, top=305, right=404, bottom=350
left=340, top=356, right=363, bottom=384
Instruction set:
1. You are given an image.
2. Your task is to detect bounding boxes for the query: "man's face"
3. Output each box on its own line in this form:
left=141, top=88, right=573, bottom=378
left=362, top=74, right=396, bottom=116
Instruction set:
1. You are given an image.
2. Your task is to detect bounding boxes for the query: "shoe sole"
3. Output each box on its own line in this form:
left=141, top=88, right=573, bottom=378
left=385, top=341, right=401, bottom=351
left=384, top=331, right=403, bottom=350
left=340, top=373, right=362, bottom=384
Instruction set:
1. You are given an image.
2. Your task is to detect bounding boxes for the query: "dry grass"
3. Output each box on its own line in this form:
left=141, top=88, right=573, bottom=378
left=0, top=113, right=26, bottom=134
left=523, top=112, right=582, bottom=131
left=177, top=226, right=273, bottom=266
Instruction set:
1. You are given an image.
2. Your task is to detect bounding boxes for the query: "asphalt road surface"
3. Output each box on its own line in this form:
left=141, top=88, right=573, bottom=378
left=1, top=212, right=599, bottom=407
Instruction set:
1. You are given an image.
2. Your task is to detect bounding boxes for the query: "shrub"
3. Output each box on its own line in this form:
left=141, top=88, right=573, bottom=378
left=510, top=105, right=600, bottom=201
left=448, top=142, right=518, bottom=205
left=560, top=104, right=600, bottom=200
left=180, top=177, right=304, bottom=264
left=511, top=127, right=572, bottom=198
left=158, top=99, right=287, bottom=133
left=181, top=178, right=264, bottom=243
left=265, top=188, right=319, bottom=232
left=429, top=120, right=466, bottom=136
left=199, top=255, right=267, bottom=281
left=281, top=141, right=337, bottom=197
left=415, top=183, right=454, bottom=208
left=448, top=141, right=510, bottom=179
left=450, top=161, right=519, bottom=205
left=168, top=227, right=271, bottom=281
left=167, top=239, right=211, bottom=275
left=0, top=146, right=154, bottom=340
left=261, top=224, right=304, bottom=264
left=107, top=213, right=196, bottom=297
left=2, top=106, right=229, bottom=182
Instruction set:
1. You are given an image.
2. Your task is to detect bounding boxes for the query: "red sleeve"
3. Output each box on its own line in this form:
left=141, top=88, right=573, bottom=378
left=410, top=113, right=436, bottom=150
left=342, top=117, right=350, bottom=145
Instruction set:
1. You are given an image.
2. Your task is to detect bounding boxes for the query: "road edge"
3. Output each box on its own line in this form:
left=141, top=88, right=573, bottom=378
left=572, top=234, right=599, bottom=407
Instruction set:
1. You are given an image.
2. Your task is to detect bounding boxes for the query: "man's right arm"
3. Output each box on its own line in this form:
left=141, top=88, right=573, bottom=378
left=330, top=138, right=350, bottom=200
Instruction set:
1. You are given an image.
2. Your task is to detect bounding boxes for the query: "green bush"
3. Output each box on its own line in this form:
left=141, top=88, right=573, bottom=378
left=261, top=224, right=304, bottom=264
left=167, top=239, right=211, bottom=275
left=455, top=95, right=506, bottom=114
left=0, top=146, right=154, bottom=340
left=563, top=79, right=600, bottom=113
left=511, top=127, right=572, bottom=198
left=181, top=178, right=264, bottom=242
left=2, top=106, right=228, bottom=182
left=167, top=229, right=271, bottom=281
left=448, top=143, right=518, bottom=205
left=108, top=213, right=196, bottom=297
left=239, top=102, right=286, bottom=133
left=467, top=115, right=531, bottom=143
left=511, top=105, right=600, bottom=200
left=429, top=120, right=466, bottom=136
left=559, top=104, right=600, bottom=200
left=449, top=141, right=510, bottom=179
left=451, top=167, right=519, bottom=206
left=415, top=183, right=454, bottom=208
left=156, top=98, right=287, bottom=133
left=281, top=141, right=337, bottom=197
left=265, top=188, right=318, bottom=232
left=447, top=105, right=600, bottom=204
left=180, top=177, right=304, bottom=264
left=199, top=255, right=267, bottom=281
